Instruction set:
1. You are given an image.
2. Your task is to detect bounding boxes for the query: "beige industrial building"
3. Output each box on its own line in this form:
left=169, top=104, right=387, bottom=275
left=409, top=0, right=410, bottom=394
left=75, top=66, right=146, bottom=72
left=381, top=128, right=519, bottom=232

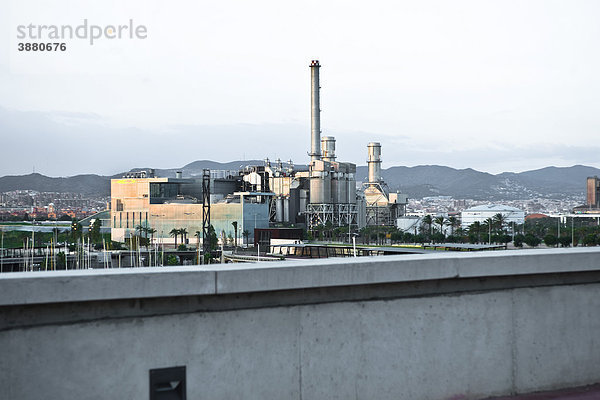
left=110, top=171, right=269, bottom=245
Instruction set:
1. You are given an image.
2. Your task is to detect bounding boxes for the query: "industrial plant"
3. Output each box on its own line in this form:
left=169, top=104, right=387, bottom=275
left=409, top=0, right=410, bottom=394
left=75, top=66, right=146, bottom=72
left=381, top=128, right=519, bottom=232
left=110, top=60, right=408, bottom=246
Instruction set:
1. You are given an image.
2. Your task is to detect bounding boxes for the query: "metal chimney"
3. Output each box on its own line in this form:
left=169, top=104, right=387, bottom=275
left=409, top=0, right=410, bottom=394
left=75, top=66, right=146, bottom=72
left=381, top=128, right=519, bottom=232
left=321, top=136, right=336, bottom=162
left=310, top=60, right=321, bottom=161
left=176, top=171, right=182, bottom=179
left=367, top=142, right=382, bottom=183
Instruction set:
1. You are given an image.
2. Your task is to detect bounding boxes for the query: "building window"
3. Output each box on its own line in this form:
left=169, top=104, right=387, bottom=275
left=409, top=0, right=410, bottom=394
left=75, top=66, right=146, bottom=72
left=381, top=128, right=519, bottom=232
left=126, top=212, right=129, bottom=228
left=113, top=215, right=116, bottom=228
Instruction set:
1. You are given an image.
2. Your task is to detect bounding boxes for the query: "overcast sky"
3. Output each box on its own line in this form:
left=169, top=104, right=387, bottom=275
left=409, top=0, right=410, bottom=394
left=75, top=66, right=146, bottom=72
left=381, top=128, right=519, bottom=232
left=1, top=0, right=599, bottom=177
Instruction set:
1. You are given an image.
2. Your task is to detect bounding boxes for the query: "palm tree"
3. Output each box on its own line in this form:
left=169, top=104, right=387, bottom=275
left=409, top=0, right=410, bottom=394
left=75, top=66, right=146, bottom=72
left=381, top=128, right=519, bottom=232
left=434, top=216, right=447, bottom=236
left=242, top=230, right=250, bottom=246
left=169, top=228, right=179, bottom=249
left=493, top=213, right=507, bottom=234
left=180, top=228, right=188, bottom=247
left=147, top=228, right=156, bottom=244
left=422, top=215, right=433, bottom=240
left=484, top=217, right=494, bottom=244
left=448, top=216, right=460, bottom=236
left=470, top=221, right=482, bottom=243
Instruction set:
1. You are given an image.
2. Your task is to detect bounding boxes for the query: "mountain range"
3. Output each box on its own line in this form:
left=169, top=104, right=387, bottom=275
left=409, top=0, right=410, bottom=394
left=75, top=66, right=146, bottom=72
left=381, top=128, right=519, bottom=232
left=0, top=161, right=596, bottom=200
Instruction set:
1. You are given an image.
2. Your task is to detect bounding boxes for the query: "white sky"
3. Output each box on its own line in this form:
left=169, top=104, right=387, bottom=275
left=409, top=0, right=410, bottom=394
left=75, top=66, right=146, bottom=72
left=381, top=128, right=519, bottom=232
left=1, top=0, right=599, bottom=176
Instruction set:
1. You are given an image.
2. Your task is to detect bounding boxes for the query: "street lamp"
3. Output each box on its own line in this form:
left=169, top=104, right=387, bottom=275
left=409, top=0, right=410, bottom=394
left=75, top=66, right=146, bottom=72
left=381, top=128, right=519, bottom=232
left=352, top=233, right=358, bottom=257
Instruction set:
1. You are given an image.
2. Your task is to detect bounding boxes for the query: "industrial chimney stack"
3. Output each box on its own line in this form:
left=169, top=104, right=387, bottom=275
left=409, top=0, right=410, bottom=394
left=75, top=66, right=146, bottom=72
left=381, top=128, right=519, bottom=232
left=367, top=142, right=382, bottom=183
left=321, top=136, right=336, bottom=162
left=310, top=60, right=321, bottom=161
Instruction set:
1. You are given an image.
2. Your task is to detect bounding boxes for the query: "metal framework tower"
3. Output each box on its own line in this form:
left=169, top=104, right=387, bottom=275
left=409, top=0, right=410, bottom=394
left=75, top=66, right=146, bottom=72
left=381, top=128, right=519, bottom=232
left=202, top=169, right=211, bottom=259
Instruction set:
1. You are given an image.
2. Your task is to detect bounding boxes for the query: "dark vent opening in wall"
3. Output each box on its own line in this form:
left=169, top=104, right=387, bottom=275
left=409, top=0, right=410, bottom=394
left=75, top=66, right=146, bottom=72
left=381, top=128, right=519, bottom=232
left=150, top=366, right=186, bottom=400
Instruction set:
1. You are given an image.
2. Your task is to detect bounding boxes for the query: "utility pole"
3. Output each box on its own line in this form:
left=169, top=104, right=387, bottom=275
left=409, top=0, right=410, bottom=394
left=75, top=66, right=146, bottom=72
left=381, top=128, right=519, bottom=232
left=31, top=219, right=35, bottom=270
left=1, top=227, right=3, bottom=273
left=220, top=231, right=225, bottom=264
left=572, top=216, right=575, bottom=247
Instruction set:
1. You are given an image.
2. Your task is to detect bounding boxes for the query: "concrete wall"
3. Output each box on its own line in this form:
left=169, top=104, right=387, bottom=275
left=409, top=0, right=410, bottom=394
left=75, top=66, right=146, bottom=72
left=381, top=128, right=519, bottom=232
left=1, top=248, right=600, bottom=400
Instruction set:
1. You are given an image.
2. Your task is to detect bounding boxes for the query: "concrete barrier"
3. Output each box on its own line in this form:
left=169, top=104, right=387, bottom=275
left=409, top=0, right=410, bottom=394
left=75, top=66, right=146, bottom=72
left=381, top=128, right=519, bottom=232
left=1, top=248, right=600, bottom=399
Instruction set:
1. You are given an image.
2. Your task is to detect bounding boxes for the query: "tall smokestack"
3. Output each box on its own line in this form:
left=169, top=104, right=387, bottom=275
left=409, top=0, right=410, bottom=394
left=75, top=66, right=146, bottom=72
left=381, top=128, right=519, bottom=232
left=310, top=60, right=321, bottom=161
left=321, top=136, right=336, bottom=162
left=367, top=142, right=382, bottom=183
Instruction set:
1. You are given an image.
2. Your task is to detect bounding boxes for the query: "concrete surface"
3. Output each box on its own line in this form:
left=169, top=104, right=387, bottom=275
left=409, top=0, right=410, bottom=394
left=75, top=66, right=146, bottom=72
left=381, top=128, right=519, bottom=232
left=2, top=247, right=600, bottom=305
left=487, top=383, right=600, bottom=399
left=1, top=248, right=600, bottom=400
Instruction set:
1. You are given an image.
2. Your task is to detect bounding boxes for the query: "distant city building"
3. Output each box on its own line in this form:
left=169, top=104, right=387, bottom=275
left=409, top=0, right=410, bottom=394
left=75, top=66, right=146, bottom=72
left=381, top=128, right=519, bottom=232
left=586, top=176, right=600, bottom=209
left=396, top=215, right=422, bottom=233
left=460, top=204, right=524, bottom=229
left=524, top=213, right=549, bottom=221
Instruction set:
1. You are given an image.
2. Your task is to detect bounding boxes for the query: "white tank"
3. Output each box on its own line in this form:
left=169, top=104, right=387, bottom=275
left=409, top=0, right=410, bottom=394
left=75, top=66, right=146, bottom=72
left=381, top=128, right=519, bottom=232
left=283, top=197, right=290, bottom=222
left=347, top=173, right=357, bottom=204
left=299, top=189, right=308, bottom=212
left=331, top=172, right=339, bottom=204
left=331, top=172, right=349, bottom=204
left=276, top=197, right=284, bottom=222
left=310, top=170, right=331, bottom=204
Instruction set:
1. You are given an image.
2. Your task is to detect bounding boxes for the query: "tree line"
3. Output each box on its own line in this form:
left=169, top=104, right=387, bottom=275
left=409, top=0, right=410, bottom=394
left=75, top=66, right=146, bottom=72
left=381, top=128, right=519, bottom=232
left=356, top=214, right=600, bottom=248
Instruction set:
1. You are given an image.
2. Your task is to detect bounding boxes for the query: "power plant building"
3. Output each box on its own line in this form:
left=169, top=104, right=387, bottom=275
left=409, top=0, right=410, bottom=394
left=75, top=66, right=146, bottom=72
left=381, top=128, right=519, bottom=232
left=303, top=60, right=359, bottom=231
left=109, top=60, right=408, bottom=243
left=110, top=171, right=270, bottom=245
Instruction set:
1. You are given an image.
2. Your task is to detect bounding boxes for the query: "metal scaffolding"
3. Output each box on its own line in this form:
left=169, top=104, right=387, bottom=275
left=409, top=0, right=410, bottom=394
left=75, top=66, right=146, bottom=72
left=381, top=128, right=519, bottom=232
left=202, top=169, right=211, bottom=259
left=306, top=203, right=358, bottom=231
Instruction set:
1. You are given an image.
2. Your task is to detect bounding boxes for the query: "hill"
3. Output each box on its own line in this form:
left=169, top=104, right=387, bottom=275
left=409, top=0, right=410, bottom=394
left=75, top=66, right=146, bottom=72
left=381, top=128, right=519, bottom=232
left=1, top=163, right=598, bottom=200
left=0, top=173, right=110, bottom=196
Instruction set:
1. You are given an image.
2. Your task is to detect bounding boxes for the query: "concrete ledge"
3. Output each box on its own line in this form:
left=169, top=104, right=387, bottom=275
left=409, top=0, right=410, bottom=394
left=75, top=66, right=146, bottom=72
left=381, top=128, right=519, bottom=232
left=0, top=267, right=216, bottom=305
left=1, top=247, right=599, bottom=306
left=215, top=248, right=600, bottom=294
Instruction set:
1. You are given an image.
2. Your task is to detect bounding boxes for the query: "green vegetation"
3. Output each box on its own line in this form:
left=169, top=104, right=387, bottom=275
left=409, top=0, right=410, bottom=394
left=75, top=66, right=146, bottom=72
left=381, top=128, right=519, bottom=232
left=166, top=254, right=179, bottom=266
left=0, top=229, right=69, bottom=249
left=308, top=214, right=600, bottom=250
